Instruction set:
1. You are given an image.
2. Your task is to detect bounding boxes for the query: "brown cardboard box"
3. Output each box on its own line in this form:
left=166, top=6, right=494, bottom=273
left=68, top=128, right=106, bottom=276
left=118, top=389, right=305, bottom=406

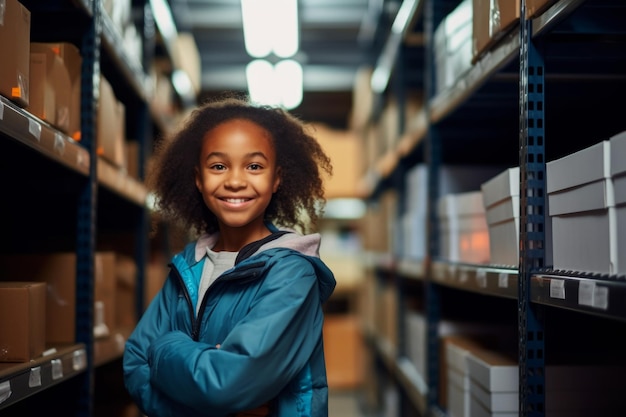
left=31, top=42, right=82, bottom=140
left=115, top=254, right=138, bottom=328
left=526, top=0, right=557, bottom=19
left=95, top=252, right=117, bottom=338
left=0, top=282, right=46, bottom=362
left=0, top=252, right=118, bottom=344
left=311, top=123, right=363, bottom=199
left=0, top=253, right=76, bottom=344
left=98, top=76, right=127, bottom=168
left=323, top=314, right=364, bottom=389
left=473, top=0, right=520, bottom=62
left=0, top=0, right=30, bottom=107
left=28, top=43, right=72, bottom=133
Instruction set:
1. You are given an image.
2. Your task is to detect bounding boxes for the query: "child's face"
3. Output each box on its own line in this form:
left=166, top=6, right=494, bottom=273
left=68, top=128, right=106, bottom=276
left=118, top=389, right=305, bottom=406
left=195, top=118, right=281, bottom=233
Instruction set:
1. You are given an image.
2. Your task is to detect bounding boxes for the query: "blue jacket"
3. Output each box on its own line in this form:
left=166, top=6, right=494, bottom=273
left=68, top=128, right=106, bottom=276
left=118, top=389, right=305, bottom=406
left=123, top=226, right=336, bottom=417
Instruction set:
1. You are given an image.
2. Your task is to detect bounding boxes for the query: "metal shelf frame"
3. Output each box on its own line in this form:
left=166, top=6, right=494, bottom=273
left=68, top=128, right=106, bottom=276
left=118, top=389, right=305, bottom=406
left=364, top=1, right=626, bottom=417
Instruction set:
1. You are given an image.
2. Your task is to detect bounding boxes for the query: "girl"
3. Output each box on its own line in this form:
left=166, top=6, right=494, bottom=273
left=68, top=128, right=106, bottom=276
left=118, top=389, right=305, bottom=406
left=123, top=96, right=336, bottom=417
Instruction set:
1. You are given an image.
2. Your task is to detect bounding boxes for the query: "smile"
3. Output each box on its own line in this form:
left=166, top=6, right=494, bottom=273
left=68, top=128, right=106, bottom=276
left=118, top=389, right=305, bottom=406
left=222, top=198, right=251, bottom=204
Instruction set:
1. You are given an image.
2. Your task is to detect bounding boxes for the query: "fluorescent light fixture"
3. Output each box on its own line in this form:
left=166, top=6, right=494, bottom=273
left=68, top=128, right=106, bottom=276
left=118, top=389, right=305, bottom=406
left=150, top=0, right=178, bottom=47
left=246, top=60, right=279, bottom=106
left=275, top=60, right=303, bottom=109
left=241, top=0, right=299, bottom=58
left=246, top=59, right=303, bottom=109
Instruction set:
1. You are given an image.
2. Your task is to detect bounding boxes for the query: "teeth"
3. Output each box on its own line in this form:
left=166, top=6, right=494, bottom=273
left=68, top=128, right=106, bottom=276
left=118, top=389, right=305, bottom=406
left=225, top=198, right=248, bottom=203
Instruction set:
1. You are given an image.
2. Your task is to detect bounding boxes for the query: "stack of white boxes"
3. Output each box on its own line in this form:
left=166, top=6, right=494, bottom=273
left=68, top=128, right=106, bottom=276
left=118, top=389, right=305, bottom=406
left=438, top=191, right=490, bottom=264
left=404, top=311, right=427, bottom=377
left=610, top=131, right=626, bottom=276
left=467, top=349, right=518, bottom=417
left=445, top=338, right=476, bottom=417
left=546, top=138, right=617, bottom=275
left=480, top=167, right=520, bottom=267
left=434, top=0, right=473, bottom=95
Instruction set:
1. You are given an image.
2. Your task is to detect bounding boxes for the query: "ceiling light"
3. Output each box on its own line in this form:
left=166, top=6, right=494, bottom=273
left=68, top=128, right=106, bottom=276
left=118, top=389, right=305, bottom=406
left=241, top=0, right=299, bottom=58
left=246, top=59, right=303, bottom=109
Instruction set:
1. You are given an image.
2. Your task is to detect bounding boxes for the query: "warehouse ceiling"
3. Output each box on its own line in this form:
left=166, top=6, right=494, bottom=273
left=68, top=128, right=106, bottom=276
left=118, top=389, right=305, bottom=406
left=167, top=0, right=404, bottom=128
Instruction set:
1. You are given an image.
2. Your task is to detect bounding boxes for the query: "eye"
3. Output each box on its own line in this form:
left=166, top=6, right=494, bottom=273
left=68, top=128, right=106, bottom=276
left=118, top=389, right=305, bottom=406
left=248, top=163, right=263, bottom=171
left=210, top=163, right=227, bottom=171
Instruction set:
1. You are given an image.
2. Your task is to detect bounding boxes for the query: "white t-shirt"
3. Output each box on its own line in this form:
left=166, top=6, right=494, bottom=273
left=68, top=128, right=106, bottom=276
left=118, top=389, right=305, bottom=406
left=196, top=248, right=237, bottom=314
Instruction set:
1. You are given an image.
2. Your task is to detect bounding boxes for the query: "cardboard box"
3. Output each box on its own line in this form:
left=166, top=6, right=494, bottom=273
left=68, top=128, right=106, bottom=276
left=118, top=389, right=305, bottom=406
left=0, top=252, right=117, bottom=344
left=28, top=43, right=72, bottom=133
left=0, top=0, right=30, bottom=107
left=438, top=191, right=490, bottom=264
left=323, top=314, right=364, bottom=389
left=481, top=167, right=520, bottom=267
left=0, top=282, right=46, bottom=362
left=526, top=0, right=558, bottom=19
left=610, top=131, right=626, bottom=275
left=547, top=140, right=616, bottom=275
left=472, top=0, right=520, bottom=62
left=31, top=42, right=82, bottom=140
left=467, top=348, right=518, bottom=393
left=98, top=76, right=127, bottom=168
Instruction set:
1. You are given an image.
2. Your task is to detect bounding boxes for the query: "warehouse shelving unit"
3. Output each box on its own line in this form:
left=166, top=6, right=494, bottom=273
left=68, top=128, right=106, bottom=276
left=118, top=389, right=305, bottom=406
left=0, top=0, right=190, bottom=415
left=362, top=0, right=626, bottom=416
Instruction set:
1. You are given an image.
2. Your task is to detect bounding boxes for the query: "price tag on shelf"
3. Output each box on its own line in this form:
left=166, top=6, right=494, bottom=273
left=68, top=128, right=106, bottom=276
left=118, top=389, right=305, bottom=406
left=29, top=366, right=42, bottom=388
left=51, top=358, right=63, bottom=380
left=28, top=119, right=41, bottom=142
left=476, top=268, right=487, bottom=288
left=498, top=273, right=509, bottom=288
left=549, top=279, right=565, bottom=299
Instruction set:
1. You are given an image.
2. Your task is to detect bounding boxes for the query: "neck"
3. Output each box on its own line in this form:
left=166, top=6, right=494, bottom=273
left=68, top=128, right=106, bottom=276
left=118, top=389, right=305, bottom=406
left=213, top=224, right=271, bottom=252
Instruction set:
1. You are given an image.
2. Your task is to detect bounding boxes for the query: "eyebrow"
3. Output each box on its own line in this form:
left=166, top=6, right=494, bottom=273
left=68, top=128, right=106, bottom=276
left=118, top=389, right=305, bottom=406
left=204, top=151, right=269, bottom=161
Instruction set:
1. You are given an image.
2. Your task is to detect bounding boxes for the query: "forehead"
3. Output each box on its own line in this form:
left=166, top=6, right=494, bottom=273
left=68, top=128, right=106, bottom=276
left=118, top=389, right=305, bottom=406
left=201, top=118, right=275, bottom=153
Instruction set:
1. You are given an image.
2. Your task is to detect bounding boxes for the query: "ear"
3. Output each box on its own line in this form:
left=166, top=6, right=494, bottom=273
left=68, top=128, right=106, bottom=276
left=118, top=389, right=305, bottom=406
left=273, top=167, right=281, bottom=193
left=194, top=166, right=203, bottom=191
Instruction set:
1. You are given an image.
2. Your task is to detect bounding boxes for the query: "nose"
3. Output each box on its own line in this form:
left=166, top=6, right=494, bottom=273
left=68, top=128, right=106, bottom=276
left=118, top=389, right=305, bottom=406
left=224, top=169, right=246, bottom=189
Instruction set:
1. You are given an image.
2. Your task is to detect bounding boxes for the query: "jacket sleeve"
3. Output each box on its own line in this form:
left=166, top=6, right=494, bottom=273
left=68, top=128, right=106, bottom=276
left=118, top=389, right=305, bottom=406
left=123, top=276, right=208, bottom=417
left=147, top=254, right=325, bottom=415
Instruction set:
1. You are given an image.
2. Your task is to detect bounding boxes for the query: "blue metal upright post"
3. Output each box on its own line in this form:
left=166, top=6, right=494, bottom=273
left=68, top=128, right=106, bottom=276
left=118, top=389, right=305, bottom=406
left=518, top=1, right=547, bottom=416
left=424, top=0, right=443, bottom=411
left=74, top=1, right=101, bottom=416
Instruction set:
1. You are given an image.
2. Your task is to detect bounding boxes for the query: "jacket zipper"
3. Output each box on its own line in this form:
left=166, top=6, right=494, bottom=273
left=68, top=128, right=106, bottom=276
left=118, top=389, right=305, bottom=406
left=168, top=263, right=197, bottom=335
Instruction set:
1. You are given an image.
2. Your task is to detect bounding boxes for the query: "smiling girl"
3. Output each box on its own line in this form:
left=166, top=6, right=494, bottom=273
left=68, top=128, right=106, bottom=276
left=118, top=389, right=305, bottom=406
left=123, top=96, right=336, bottom=417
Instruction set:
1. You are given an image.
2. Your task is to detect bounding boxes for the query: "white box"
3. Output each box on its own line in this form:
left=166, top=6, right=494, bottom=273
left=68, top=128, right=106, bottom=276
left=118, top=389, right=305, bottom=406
left=438, top=191, right=490, bottom=264
left=547, top=140, right=617, bottom=275
left=470, top=378, right=517, bottom=412
left=610, top=131, right=626, bottom=275
left=466, top=348, right=518, bottom=392
left=400, top=211, right=427, bottom=260
left=470, top=394, right=517, bottom=417
left=448, top=367, right=471, bottom=417
left=481, top=167, right=520, bottom=266
left=405, top=311, right=426, bottom=376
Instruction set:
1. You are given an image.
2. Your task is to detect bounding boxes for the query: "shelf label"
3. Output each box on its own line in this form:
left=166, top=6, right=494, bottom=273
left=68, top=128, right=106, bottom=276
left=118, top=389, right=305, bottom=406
left=29, top=366, right=42, bottom=387
left=73, top=349, right=87, bottom=371
left=54, top=132, right=65, bottom=155
left=549, top=279, right=566, bottom=299
left=498, top=273, right=509, bottom=288
left=28, top=119, right=41, bottom=142
left=0, top=380, right=11, bottom=405
left=578, top=281, right=595, bottom=307
left=476, top=268, right=487, bottom=288
left=594, top=285, right=609, bottom=310
left=51, top=358, right=63, bottom=380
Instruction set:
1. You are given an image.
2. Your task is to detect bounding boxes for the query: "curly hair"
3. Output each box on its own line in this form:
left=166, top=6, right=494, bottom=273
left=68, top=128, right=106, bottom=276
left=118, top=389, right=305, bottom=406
left=147, top=95, right=333, bottom=237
